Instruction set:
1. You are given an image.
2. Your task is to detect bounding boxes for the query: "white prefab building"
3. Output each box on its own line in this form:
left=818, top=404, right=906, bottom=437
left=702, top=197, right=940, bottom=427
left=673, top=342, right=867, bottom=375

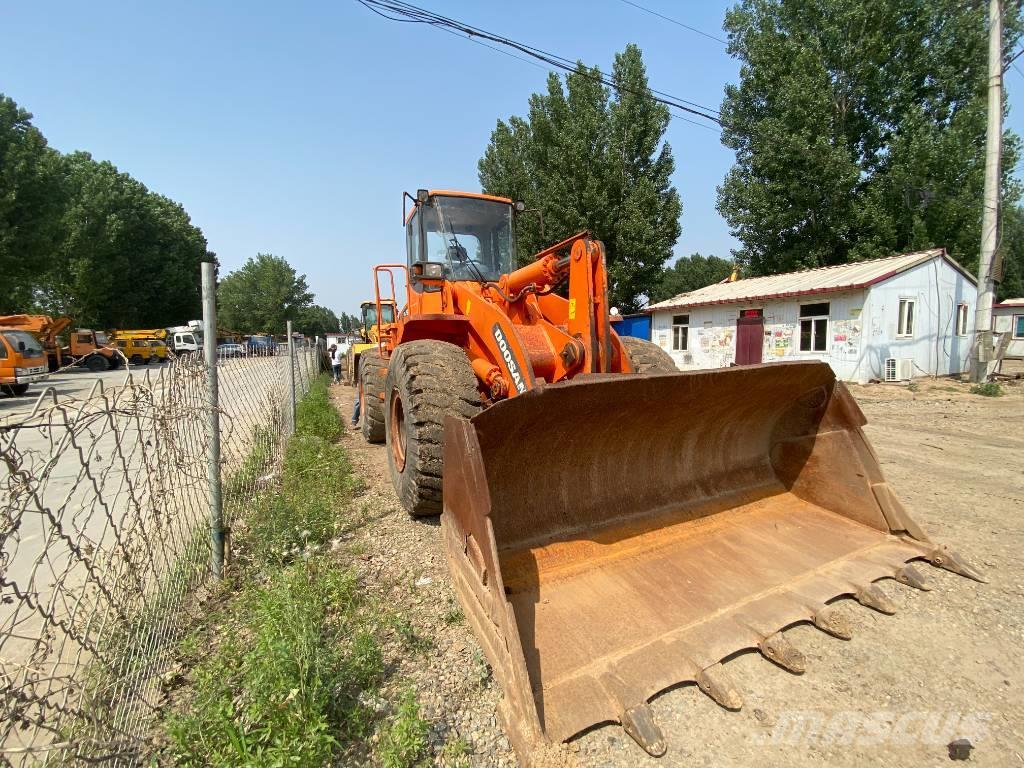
left=647, top=249, right=977, bottom=384
left=993, top=298, right=1024, bottom=359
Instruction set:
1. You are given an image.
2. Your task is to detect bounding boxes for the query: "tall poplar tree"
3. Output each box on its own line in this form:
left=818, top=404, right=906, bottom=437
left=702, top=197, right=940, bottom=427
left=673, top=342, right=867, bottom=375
left=479, top=45, right=682, bottom=312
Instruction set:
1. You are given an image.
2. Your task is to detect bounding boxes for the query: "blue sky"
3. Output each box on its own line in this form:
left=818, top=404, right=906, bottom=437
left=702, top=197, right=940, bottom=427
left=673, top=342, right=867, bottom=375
left=3, top=1, right=1023, bottom=318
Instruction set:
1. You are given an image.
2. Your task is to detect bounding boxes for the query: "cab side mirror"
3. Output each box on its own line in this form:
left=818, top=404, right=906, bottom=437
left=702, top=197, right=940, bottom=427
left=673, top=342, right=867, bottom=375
left=17, top=341, right=26, bottom=352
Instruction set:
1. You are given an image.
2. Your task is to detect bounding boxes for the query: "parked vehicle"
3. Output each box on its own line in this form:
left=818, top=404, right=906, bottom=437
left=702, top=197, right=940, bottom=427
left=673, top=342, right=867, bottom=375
left=216, top=343, right=246, bottom=359
left=0, top=328, right=48, bottom=396
left=110, top=329, right=169, bottom=364
left=345, top=299, right=397, bottom=385
left=69, top=329, right=122, bottom=371
left=113, top=338, right=154, bottom=365
left=166, top=322, right=203, bottom=354
left=359, top=187, right=983, bottom=763
left=245, top=336, right=276, bottom=356
left=148, top=338, right=169, bottom=363
left=0, top=314, right=72, bottom=371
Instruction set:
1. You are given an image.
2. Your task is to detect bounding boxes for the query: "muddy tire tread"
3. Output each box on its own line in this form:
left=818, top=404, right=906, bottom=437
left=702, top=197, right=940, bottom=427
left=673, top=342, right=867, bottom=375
left=620, top=335, right=677, bottom=373
left=386, top=340, right=481, bottom=516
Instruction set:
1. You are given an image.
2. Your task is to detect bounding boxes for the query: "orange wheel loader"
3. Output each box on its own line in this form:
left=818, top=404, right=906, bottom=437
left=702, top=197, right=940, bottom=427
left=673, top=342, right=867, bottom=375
left=361, top=189, right=984, bottom=763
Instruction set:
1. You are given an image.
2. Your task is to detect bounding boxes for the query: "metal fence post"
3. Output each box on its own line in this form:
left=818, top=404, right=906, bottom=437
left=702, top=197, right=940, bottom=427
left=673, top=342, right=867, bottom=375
left=201, top=261, right=224, bottom=579
left=287, top=320, right=296, bottom=434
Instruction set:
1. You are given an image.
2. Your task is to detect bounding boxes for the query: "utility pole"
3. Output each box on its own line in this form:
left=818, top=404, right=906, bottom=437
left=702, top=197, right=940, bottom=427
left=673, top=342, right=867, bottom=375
left=201, top=260, right=224, bottom=579
left=973, top=0, right=1002, bottom=382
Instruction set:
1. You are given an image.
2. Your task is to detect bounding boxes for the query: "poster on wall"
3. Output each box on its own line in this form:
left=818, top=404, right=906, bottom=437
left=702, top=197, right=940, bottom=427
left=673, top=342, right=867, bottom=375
left=831, top=319, right=862, bottom=361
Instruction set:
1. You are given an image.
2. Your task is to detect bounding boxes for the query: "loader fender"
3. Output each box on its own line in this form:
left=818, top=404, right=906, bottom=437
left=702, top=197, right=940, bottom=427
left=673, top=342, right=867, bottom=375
left=441, top=360, right=982, bottom=763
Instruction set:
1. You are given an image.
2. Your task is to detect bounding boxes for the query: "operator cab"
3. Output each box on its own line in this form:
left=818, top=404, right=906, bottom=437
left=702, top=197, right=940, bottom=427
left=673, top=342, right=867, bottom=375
left=361, top=301, right=396, bottom=330
left=406, top=191, right=518, bottom=283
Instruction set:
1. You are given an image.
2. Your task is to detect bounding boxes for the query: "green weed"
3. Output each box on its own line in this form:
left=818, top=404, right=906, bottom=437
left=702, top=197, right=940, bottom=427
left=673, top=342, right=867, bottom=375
left=970, top=381, right=1003, bottom=397
left=377, top=689, right=430, bottom=768
left=165, top=562, right=384, bottom=766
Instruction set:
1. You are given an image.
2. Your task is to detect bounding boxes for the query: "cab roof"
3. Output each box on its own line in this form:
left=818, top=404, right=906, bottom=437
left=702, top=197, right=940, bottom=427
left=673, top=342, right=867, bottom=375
left=428, top=189, right=513, bottom=205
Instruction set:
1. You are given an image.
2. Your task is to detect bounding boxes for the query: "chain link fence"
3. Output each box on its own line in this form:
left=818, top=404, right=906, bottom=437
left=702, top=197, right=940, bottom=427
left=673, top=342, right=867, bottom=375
left=0, top=335, right=322, bottom=764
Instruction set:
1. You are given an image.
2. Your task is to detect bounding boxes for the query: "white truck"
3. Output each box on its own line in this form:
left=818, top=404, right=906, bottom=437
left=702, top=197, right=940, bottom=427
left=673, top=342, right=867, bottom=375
left=166, top=321, right=203, bottom=355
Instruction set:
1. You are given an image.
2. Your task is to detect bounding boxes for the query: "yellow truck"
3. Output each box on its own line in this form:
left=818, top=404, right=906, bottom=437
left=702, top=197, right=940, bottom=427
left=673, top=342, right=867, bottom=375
left=110, top=329, right=168, bottom=365
left=0, top=327, right=48, bottom=397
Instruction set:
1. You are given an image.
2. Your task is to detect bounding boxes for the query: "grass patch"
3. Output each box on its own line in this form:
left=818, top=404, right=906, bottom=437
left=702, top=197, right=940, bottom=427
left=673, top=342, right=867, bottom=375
left=296, top=375, right=344, bottom=441
left=165, top=563, right=383, bottom=765
left=377, top=689, right=430, bottom=768
left=158, top=374, right=420, bottom=765
left=970, top=381, right=1003, bottom=397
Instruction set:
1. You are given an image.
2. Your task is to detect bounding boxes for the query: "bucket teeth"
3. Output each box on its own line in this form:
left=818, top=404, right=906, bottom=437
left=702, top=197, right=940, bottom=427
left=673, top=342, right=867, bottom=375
left=894, top=564, right=931, bottom=591
left=928, top=546, right=986, bottom=583
left=856, top=583, right=897, bottom=614
left=696, top=663, right=743, bottom=711
left=758, top=632, right=806, bottom=674
left=813, top=606, right=853, bottom=640
left=620, top=703, right=667, bottom=757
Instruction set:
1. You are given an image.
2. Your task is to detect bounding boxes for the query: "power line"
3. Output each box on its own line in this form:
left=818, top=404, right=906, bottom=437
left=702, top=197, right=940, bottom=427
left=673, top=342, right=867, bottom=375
left=355, top=0, right=723, bottom=129
left=616, top=0, right=728, bottom=45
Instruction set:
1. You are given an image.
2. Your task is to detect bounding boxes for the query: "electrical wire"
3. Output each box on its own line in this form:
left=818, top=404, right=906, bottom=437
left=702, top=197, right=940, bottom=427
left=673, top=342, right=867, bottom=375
left=355, top=0, right=723, bottom=128
left=616, top=0, right=728, bottom=45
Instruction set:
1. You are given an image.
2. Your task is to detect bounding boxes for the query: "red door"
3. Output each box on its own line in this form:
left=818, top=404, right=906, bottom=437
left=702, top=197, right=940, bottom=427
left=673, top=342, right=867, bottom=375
left=735, top=313, right=764, bottom=365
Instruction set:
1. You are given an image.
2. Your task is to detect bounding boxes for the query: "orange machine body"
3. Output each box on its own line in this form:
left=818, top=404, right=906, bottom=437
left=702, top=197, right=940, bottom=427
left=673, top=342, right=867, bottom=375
left=374, top=191, right=631, bottom=403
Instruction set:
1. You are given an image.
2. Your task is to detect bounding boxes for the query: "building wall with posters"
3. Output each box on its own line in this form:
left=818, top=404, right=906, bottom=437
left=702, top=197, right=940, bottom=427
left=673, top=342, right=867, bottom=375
left=647, top=250, right=977, bottom=384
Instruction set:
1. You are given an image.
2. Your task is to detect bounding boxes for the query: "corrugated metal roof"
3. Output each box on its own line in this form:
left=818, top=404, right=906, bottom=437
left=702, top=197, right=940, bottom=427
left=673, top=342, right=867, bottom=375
left=994, top=298, right=1024, bottom=308
left=647, top=249, right=976, bottom=312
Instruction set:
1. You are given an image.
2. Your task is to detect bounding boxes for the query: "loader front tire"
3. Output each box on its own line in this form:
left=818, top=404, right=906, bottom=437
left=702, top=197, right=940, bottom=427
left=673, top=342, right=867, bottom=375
left=359, top=348, right=387, bottom=443
left=620, top=335, right=677, bottom=373
left=385, top=340, right=481, bottom=516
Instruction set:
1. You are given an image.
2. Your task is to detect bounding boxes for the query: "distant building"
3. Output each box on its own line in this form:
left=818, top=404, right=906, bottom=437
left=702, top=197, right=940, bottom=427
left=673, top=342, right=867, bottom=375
left=646, top=249, right=977, bottom=384
left=992, top=298, right=1024, bottom=360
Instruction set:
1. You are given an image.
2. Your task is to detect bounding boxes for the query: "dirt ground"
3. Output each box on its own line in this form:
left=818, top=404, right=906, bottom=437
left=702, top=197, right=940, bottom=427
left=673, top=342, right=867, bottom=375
left=331, top=373, right=1024, bottom=767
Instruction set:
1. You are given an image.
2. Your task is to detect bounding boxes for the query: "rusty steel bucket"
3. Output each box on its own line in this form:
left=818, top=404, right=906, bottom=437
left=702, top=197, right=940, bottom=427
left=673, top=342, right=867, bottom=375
left=441, top=361, right=982, bottom=763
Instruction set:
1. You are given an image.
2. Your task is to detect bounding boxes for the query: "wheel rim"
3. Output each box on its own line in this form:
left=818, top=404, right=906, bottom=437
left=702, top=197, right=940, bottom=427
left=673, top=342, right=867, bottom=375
left=389, top=388, right=406, bottom=472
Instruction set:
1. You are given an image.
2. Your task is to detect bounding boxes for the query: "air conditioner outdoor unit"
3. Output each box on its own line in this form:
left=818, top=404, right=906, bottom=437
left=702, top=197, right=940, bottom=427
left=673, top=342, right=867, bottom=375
left=884, top=358, right=897, bottom=382
left=898, top=358, right=914, bottom=381
left=884, top=358, right=914, bottom=382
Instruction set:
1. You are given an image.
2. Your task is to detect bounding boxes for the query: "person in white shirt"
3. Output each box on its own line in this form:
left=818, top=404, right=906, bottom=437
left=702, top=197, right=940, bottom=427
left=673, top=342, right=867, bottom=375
left=329, top=345, right=343, bottom=384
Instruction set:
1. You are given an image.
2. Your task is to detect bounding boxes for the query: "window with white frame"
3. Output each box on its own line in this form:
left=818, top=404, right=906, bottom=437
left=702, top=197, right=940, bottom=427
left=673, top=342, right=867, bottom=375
left=897, top=298, right=915, bottom=337
left=672, top=314, right=689, bottom=351
left=956, top=303, right=969, bottom=336
left=1014, top=315, right=1024, bottom=339
left=799, top=302, right=829, bottom=352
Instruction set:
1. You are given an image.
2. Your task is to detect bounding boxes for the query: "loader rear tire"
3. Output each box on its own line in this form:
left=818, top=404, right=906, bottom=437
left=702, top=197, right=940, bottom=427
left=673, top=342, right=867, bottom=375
left=621, top=335, right=677, bottom=373
left=359, top=348, right=387, bottom=443
left=385, top=340, right=482, bottom=517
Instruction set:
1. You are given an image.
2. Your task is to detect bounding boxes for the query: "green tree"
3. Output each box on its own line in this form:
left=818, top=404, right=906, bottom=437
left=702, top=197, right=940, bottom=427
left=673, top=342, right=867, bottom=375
left=649, top=253, right=735, bottom=303
left=296, top=304, right=340, bottom=337
left=338, top=312, right=359, bottom=334
left=997, top=204, right=1024, bottom=301
left=479, top=44, right=682, bottom=312
left=718, top=0, right=1022, bottom=277
left=0, top=95, right=66, bottom=312
left=1, top=92, right=209, bottom=326
left=40, top=152, right=207, bottom=328
left=217, top=254, right=313, bottom=333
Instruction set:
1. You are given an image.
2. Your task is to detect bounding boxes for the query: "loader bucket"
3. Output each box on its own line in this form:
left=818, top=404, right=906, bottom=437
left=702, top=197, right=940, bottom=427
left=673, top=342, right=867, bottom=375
left=441, top=361, right=982, bottom=762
